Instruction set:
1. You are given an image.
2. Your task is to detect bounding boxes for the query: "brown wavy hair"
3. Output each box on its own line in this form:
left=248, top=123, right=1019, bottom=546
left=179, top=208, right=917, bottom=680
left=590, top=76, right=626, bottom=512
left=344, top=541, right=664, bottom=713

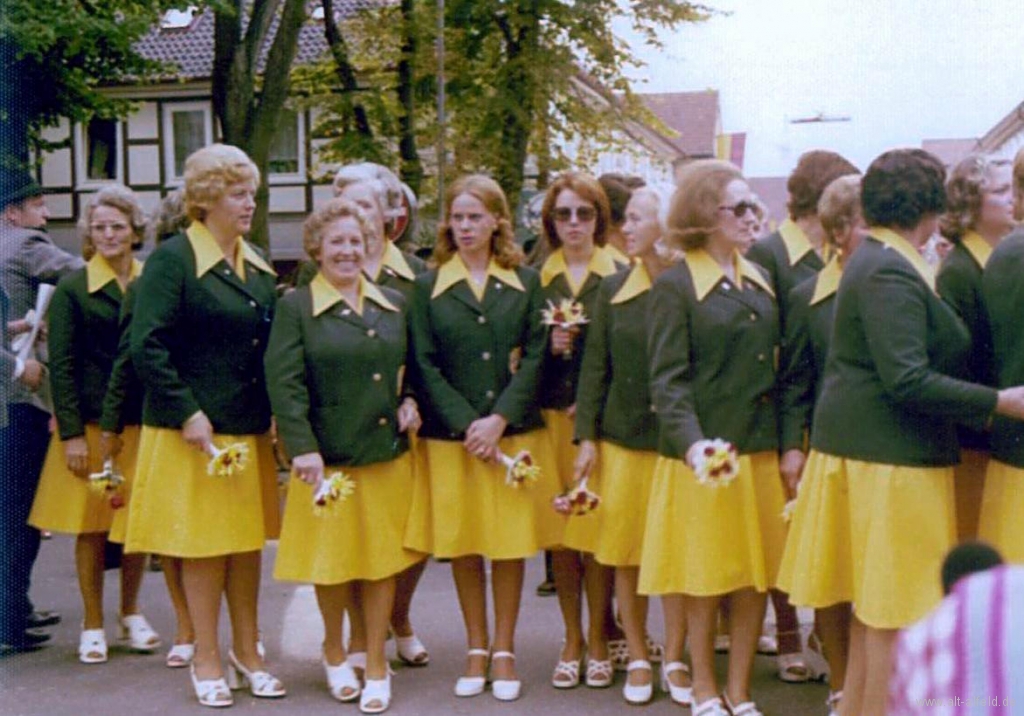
left=302, top=199, right=372, bottom=261
left=539, top=172, right=611, bottom=253
left=432, top=174, right=523, bottom=269
left=940, top=154, right=1012, bottom=242
left=663, top=159, right=743, bottom=252
left=786, top=150, right=859, bottom=221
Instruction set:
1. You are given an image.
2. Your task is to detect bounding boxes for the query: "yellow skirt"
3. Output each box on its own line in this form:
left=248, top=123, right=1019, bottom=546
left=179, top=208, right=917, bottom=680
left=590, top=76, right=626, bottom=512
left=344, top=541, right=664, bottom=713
left=403, top=430, right=563, bottom=560
left=819, top=454, right=954, bottom=629
left=590, top=443, right=657, bottom=568
left=275, top=453, right=423, bottom=585
left=124, top=427, right=281, bottom=558
left=29, top=425, right=140, bottom=541
left=978, top=460, right=1024, bottom=563
left=638, top=451, right=787, bottom=597
left=776, top=450, right=853, bottom=608
left=546, top=409, right=600, bottom=553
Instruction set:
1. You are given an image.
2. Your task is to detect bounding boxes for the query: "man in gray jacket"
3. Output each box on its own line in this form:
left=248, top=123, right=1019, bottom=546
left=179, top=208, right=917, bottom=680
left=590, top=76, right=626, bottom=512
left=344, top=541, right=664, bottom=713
left=0, top=168, right=82, bottom=651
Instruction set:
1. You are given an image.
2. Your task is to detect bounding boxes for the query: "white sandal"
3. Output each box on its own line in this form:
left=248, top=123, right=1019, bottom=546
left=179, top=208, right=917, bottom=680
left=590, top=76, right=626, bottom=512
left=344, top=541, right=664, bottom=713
left=166, top=643, right=196, bottom=668
left=324, top=657, right=361, bottom=702
left=724, top=694, right=765, bottom=716
left=693, top=696, right=730, bottom=716
left=119, top=613, right=161, bottom=652
left=623, top=659, right=653, bottom=705
left=585, top=657, right=614, bottom=688
left=660, top=661, right=693, bottom=705
left=454, top=648, right=489, bottom=697
left=394, top=633, right=429, bottom=666
left=226, top=650, right=286, bottom=698
left=490, top=651, right=521, bottom=702
left=79, top=628, right=108, bottom=664
left=190, top=664, right=233, bottom=708
left=551, top=643, right=584, bottom=689
left=360, top=674, right=391, bottom=713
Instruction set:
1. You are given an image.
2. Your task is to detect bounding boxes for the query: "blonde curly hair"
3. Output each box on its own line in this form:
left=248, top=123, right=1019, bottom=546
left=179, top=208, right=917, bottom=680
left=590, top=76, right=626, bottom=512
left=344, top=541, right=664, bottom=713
left=302, top=199, right=373, bottom=261
left=76, top=184, right=146, bottom=259
left=183, top=144, right=260, bottom=222
left=940, top=154, right=1012, bottom=243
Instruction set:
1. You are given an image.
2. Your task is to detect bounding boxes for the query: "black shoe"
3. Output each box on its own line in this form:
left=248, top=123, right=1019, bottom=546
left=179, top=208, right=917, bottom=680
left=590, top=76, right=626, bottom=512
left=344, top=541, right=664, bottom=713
left=26, top=610, right=61, bottom=629
left=1, top=629, right=51, bottom=652
left=535, top=579, right=556, bottom=597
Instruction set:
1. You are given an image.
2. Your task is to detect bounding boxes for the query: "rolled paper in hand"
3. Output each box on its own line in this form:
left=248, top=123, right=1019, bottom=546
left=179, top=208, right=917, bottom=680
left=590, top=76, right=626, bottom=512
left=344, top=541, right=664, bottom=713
left=15, top=284, right=56, bottom=362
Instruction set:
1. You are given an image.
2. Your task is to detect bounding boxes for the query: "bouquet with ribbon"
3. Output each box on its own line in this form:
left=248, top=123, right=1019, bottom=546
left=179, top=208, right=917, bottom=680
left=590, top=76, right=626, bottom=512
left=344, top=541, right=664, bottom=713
left=204, top=441, right=249, bottom=477
left=88, top=458, right=126, bottom=509
left=541, top=298, right=588, bottom=359
left=312, top=471, right=356, bottom=516
left=499, top=449, right=541, bottom=488
left=690, top=438, right=739, bottom=488
left=553, top=477, right=601, bottom=516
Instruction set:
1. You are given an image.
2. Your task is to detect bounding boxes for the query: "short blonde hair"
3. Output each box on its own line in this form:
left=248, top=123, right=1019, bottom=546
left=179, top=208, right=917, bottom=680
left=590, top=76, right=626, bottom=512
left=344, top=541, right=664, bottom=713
left=433, top=174, right=523, bottom=269
left=1014, top=147, right=1024, bottom=221
left=183, top=144, right=260, bottom=222
left=76, top=184, right=146, bottom=259
left=302, top=199, right=372, bottom=261
left=817, top=175, right=862, bottom=245
left=940, top=154, right=1012, bottom=242
left=664, top=160, right=743, bottom=252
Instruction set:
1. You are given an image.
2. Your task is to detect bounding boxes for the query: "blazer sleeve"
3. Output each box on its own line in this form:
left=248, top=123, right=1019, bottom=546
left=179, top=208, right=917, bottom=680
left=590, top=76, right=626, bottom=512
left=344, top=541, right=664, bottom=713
left=408, top=277, right=479, bottom=435
left=263, top=294, right=319, bottom=459
left=860, top=263, right=997, bottom=421
left=574, top=281, right=611, bottom=441
left=129, top=247, right=201, bottom=426
left=492, top=273, right=546, bottom=427
left=647, top=272, right=704, bottom=457
left=778, top=287, right=814, bottom=451
left=47, top=280, right=85, bottom=440
left=99, top=293, right=135, bottom=434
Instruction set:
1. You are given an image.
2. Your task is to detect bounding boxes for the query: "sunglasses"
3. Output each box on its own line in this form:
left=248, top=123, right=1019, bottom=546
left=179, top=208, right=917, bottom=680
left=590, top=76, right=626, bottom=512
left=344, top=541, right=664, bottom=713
left=553, top=206, right=597, bottom=223
left=718, top=201, right=759, bottom=218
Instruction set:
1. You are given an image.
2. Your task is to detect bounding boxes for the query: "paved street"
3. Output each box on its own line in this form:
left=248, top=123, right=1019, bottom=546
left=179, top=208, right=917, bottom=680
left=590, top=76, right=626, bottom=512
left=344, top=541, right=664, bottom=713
left=1, top=536, right=830, bottom=716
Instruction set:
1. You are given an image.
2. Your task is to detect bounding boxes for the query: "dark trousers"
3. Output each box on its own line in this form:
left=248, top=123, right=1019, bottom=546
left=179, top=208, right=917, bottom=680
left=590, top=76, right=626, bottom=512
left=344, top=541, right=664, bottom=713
left=0, top=404, right=50, bottom=639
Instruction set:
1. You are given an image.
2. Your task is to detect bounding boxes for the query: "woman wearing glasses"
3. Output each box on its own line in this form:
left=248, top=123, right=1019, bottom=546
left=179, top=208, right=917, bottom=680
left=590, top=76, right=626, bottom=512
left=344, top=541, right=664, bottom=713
left=640, top=160, right=788, bottom=716
left=28, top=185, right=158, bottom=664
left=534, top=172, right=626, bottom=691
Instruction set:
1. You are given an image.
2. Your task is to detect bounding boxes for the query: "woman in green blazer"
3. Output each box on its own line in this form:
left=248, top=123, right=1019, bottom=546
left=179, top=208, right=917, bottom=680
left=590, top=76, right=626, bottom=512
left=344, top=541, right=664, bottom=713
left=126, top=144, right=283, bottom=707
left=405, top=174, right=560, bottom=702
left=28, top=185, right=156, bottom=664
left=267, top=199, right=421, bottom=713
left=795, top=149, right=1024, bottom=716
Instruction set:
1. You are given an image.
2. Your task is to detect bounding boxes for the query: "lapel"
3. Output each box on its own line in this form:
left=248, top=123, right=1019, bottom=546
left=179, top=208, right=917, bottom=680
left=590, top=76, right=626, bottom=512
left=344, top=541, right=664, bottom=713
left=188, top=223, right=275, bottom=307
left=686, top=248, right=774, bottom=314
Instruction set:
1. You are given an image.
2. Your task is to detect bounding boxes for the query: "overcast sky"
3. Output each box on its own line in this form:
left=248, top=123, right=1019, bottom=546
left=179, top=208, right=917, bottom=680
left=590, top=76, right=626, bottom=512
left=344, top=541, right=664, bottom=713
left=615, top=0, right=1024, bottom=176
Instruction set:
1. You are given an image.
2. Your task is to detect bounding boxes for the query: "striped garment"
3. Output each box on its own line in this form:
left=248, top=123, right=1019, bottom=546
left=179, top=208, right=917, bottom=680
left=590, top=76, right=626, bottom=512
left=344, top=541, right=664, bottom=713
left=889, top=565, right=1024, bottom=715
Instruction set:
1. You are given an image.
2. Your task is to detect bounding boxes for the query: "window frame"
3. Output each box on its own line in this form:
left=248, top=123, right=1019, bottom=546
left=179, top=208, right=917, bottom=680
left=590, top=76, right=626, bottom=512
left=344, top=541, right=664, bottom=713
left=74, top=117, right=125, bottom=188
left=162, top=100, right=214, bottom=185
left=266, top=108, right=306, bottom=184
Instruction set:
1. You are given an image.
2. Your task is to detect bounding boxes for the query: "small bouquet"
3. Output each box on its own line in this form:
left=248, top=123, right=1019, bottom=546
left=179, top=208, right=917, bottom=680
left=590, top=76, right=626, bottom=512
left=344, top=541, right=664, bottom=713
left=690, top=438, right=739, bottom=488
left=312, top=471, right=356, bottom=517
left=205, top=441, right=249, bottom=477
left=541, top=298, right=588, bottom=360
left=88, top=459, right=126, bottom=510
left=781, top=499, right=798, bottom=524
left=499, top=449, right=541, bottom=488
left=553, top=478, right=601, bottom=516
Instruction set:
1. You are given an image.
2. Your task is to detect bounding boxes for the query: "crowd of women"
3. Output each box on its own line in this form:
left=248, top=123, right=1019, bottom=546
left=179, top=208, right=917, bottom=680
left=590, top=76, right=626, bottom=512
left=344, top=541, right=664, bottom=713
left=22, top=140, right=1024, bottom=716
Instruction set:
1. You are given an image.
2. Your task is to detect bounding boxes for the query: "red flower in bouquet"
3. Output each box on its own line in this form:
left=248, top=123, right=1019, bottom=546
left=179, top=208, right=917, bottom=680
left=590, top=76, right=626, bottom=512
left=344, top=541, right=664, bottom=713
left=499, top=450, right=541, bottom=488
left=312, top=471, right=356, bottom=516
left=691, top=438, right=739, bottom=487
left=205, top=441, right=249, bottom=477
left=553, top=477, right=601, bottom=516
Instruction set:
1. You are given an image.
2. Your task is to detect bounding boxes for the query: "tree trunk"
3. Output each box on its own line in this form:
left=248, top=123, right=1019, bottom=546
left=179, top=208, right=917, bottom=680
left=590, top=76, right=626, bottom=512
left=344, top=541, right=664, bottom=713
left=322, top=0, right=373, bottom=138
left=494, top=6, right=540, bottom=214
left=396, top=0, right=424, bottom=196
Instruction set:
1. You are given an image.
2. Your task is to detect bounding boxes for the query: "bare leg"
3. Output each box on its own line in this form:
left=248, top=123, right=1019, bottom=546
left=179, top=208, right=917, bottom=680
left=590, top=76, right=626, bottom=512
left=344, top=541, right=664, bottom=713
left=582, top=554, right=613, bottom=662
left=390, top=558, right=427, bottom=636
left=162, top=556, right=195, bottom=644
left=183, top=555, right=227, bottom=680
left=315, top=583, right=350, bottom=665
left=347, top=582, right=367, bottom=657
left=817, top=603, right=851, bottom=693
left=223, top=550, right=264, bottom=671
left=452, top=556, right=489, bottom=679
left=861, top=625, right=897, bottom=716
left=119, top=552, right=147, bottom=616
left=76, top=533, right=106, bottom=630
left=552, top=547, right=585, bottom=668
left=616, top=567, right=650, bottom=686
left=685, top=594, right=722, bottom=703
left=491, top=558, right=524, bottom=681
left=662, top=594, right=692, bottom=689
left=724, top=588, right=768, bottom=705
left=771, top=588, right=800, bottom=655
left=837, top=617, right=867, bottom=716
left=362, top=577, right=397, bottom=681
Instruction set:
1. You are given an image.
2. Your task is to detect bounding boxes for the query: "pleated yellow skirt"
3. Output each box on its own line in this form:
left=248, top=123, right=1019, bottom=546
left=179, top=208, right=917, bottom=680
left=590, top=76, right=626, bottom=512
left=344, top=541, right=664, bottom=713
left=546, top=409, right=601, bottom=553
left=275, top=452, right=423, bottom=585
left=403, top=430, right=563, bottom=560
left=978, top=459, right=1024, bottom=563
left=590, top=443, right=657, bottom=568
left=638, top=451, right=787, bottom=597
left=124, top=427, right=281, bottom=558
left=29, top=424, right=139, bottom=541
left=776, top=450, right=853, bottom=608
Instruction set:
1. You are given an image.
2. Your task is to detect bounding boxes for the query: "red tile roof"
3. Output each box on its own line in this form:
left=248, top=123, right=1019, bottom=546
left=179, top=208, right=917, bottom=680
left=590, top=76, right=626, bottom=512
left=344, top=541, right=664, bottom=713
left=639, top=91, right=721, bottom=157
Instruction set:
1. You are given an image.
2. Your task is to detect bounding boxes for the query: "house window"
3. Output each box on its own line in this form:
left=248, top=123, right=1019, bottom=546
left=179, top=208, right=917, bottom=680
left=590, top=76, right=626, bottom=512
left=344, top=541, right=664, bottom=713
left=268, top=109, right=304, bottom=181
left=163, top=102, right=213, bottom=182
left=75, top=118, right=123, bottom=185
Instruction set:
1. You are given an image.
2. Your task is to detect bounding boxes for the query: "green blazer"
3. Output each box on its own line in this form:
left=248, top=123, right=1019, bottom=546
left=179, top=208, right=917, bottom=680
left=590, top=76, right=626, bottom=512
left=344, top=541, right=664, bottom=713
left=778, top=261, right=840, bottom=451
left=574, top=263, right=658, bottom=451
left=265, top=276, right=409, bottom=466
left=812, top=230, right=997, bottom=467
left=130, top=228, right=277, bottom=434
left=936, top=234, right=995, bottom=451
left=537, top=248, right=624, bottom=410
left=648, top=249, right=780, bottom=460
left=746, top=220, right=825, bottom=331
left=48, top=258, right=140, bottom=440
left=98, top=282, right=143, bottom=434
left=981, top=229, right=1024, bottom=467
left=409, top=259, right=546, bottom=440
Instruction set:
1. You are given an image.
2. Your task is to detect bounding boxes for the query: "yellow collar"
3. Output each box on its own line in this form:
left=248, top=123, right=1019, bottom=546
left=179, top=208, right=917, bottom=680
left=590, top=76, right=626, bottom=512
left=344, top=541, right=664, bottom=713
left=86, top=254, right=142, bottom=294
left=370, top=241, right=416, bottom=282
left=540, top=246, right=619, bottom=291
left=311, top=272, right=397, bottom=317
left=685, top=248, right=774, bottom=301
left=809, top=256, right=842, bottom=306
left=186, top=222, right=276, bottom=279
left=432, top=255, right=525, bottom=299
left=961, top=231, right=994, bottom=270
left=778, top=218, right=815, bottom=266
left=870, top=227, right=936, bottom=291
left=611, top=262, right=652, bottom=305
